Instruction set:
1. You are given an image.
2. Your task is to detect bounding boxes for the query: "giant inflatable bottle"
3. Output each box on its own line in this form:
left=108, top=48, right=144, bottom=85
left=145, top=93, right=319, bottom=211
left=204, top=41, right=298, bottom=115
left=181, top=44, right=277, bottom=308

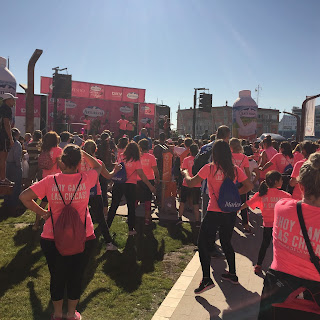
left=0, top=57, right=16, bottom=106
left=232, top=90, right=258, bottom=140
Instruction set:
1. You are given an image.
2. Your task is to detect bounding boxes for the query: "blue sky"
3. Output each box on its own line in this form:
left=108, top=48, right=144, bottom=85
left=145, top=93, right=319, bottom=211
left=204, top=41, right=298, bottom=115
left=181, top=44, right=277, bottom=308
left=3, top=0, right=320, bottom=128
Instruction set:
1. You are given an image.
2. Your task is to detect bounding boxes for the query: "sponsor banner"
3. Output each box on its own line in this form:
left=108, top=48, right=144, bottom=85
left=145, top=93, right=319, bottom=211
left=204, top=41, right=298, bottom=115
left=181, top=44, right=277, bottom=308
left=305, top=97, right=315, bottom=136
left=15, top=93, right=41, bottom=117
left=41, top=77, right=145, bottom=102
left=47, top=95, right=135, bottom=134
left=138, top=103, right=155, bottom=133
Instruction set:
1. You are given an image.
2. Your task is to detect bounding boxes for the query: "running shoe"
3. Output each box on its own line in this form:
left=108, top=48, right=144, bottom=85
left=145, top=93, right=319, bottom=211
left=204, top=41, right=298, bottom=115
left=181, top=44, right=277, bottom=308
left=221, top=272, right=239, bottom=284
left=66, top=311, right=81, bottom=320
left=254, top=264, right=262, bottom=274
left=194, top=278, right=215, bottom=294
left=176, top=217, right=183, bottom=225
left=106, top=242, right=118, bottom=251
left=50, top=315, right=63, bottom=320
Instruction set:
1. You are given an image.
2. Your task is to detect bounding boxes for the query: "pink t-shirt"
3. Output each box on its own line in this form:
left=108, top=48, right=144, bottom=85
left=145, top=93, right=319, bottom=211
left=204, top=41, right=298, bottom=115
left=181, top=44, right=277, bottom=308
left=125, top=160, right=142, bottom=184
left=79, top=158, right=102, bottom=195
left=117, top=148, right=125, bottom=162
left=270, top=153, right=295, bottom=174
left=42, top=147, right=63, bottom=178
left=246, top=189, right=292, bottom=227
left=138, top=152, right=157, bottom=180
left=265, top=147, right=278, bottom=161
left=198, top=164, right=247, bottom=212
left=118, top=119, right=128, bottom=130
left=232, top=153, right=249, bottom=171
left=291, top=159, right=306, bottom=200
left=293, top=151, right=304, bottom=163
left=182, top=155, right=201, bottom=187
left=31, top=171, right=98, bottom=240
left=271, top=199, right=320, bottom=282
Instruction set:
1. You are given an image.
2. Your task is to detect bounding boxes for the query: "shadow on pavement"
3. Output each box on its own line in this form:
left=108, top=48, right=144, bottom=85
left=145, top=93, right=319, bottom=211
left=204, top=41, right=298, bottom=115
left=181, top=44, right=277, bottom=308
left=195, top=296, right=222, bottom=320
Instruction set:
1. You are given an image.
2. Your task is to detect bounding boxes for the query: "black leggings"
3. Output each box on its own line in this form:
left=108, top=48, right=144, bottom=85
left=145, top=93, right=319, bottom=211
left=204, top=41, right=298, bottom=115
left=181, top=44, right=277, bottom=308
left=89, top=195, right=112, bottom=244
left=258, top=269, right=320, bottom=320
left=40, top=238, right=95, bottom=301
left=240, top=193, right=249, bottom=225
left=107, top=183, right=136, bottom=230
left=198, top=211, right=237, bottom=278
left=257, top=227, right=273, bottom=266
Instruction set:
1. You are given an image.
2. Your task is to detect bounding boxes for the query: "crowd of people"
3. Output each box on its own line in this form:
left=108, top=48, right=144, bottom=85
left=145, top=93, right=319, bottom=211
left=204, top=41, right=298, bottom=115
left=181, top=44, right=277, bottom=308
left=1, top=93, right=320, bottom=319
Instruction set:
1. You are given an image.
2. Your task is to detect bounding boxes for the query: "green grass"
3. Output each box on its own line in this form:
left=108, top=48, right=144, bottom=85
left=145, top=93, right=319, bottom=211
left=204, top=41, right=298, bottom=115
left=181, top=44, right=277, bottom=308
left=0, top=209, right=195, bottom=320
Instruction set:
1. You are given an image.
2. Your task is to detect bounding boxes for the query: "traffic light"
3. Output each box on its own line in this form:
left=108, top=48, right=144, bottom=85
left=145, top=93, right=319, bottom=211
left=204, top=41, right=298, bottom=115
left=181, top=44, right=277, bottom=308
left=199, top=93, right=212, bottom=112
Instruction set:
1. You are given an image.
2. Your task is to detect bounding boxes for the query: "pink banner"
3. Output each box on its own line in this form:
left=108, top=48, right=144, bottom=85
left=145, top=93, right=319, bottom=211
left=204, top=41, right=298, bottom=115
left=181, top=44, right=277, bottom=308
left=138, top=103, right=155, bottom=135
left=15, top=93, right=41, bottom=117
left=41, top=77, right=145, bottom=103
left=47, top=95, right=135, bottom=134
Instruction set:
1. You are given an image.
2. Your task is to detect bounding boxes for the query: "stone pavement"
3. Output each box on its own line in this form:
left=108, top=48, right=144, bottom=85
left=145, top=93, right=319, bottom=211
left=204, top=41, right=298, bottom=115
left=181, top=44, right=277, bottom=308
left=152, top=212, right=272, bottom=320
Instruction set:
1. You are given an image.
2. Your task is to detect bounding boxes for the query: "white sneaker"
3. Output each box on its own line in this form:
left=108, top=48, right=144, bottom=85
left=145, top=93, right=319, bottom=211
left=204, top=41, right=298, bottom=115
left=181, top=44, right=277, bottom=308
left=128, top=229, right=137, bottom=236
left=106, top=242, right=118, bottom=251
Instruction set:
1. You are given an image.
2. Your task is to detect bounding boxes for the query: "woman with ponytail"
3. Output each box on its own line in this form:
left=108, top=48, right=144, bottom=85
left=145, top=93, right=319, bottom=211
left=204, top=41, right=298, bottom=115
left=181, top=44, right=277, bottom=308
left=289, top=140, right=317, bottom=200
left=258, top=135, right=278, bottom=180
left=258, top=153, right=320, bottom=319
left=183, top=140, right=253, bottom=293
left=241, top=171, right=291, bottom=274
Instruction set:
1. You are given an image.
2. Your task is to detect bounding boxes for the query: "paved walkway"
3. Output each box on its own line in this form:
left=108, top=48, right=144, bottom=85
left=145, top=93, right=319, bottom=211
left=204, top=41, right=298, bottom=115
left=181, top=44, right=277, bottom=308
left=152, top=212, right=272, bottom=320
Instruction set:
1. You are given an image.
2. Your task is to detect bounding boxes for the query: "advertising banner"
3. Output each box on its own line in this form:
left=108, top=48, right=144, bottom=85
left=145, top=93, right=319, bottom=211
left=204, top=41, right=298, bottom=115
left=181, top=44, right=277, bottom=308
left=15, top=93, right=41, bottom=117
left=47, top=95, right=135, bottom=134
left=138, top=103, right=155, bottom=133
left=305, top=97, right=315, bottom=136
left=41, top=77, right=145, bottom=103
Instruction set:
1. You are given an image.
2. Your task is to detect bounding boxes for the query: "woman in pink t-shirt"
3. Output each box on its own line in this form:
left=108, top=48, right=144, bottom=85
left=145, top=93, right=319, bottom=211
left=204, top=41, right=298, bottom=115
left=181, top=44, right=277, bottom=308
left=258, top=135, right=278, bottom=180
left=107, top=142, right=156, bottom=235
left=33, top=131, right=63, bottom=231
left=183, top=140, right=253, bottom=293
left=242, top=171, right=291, bottom=274
left=116, top=137, right=128, bottom=163
left=137, top=139, right=159, bottom=225
left=230, top=138, right=252, bottom=234
left=289, top=140, right=317, bottom=200
left=19, top=145, right=102, bottom=320
left=258, top=153, right=320, bottom=319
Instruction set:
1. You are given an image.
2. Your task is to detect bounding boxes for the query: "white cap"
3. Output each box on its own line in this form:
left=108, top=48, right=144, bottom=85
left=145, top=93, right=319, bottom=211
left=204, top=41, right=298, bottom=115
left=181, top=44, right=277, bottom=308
left=2, top=93, right=18, bottom=100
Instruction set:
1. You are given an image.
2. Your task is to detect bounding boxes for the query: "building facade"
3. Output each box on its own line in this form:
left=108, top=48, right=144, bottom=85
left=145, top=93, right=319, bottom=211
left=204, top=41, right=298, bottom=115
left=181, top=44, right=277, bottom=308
left=177, top=106, right=279, bottom=138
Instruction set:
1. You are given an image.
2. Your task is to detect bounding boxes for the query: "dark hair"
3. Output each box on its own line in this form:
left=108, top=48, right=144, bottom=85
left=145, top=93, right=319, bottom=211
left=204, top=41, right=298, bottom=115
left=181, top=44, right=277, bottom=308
left=212, top=140, right=235, bottom=180
left=61, top=145, right=81, bottom=168
left=243, top=145, right=253, bottom=157
left=258, top=170, right=282, bottom=196
left=117, top=137, right=129, bottom=149
left=60, top=131, right=71, bottom=143
left=138, top=139, right=150, bottom=152
left=291, top=141, right=299, bottom=150
left=254, top=141, right=260, bottom=149
left=123, top=142, right=140, bottom=162
left=184, top=137, right=193, bottom=148
left=33, top=130, right=42, bottom=141
left=299, top=153, right=320, bottom=199
left=159, top=132, right=166, bottom=142
left=216, top=126, right=230, bottom=140
left=263, top=135, right=272, bottom=148
left=83, top=140, right=97, bottom=156
left=280, top=141, right=293, bottom=158
left=41, top=131, right=59, bottom=152
left=12, top=128, right=20, bottom=140
left=189, top=144, right=199, bottom=157
left=272, top=140, right=279, bottom=152
left=301, top=140, right=317, bottom=158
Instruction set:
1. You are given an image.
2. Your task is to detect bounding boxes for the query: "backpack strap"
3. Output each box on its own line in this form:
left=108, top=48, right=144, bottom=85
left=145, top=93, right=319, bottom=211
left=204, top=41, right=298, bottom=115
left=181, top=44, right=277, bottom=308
left=296, top=201, right=320, bottom=275
left=53, top=176, right=66, bottom=206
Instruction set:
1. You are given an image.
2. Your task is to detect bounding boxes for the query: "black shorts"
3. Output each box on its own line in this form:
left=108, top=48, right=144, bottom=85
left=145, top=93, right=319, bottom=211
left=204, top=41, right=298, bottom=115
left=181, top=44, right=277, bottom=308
left=180, top=186, right=200, bottom=205
left=137, top=180, right=154, bottom=202
left=0, top=136, right=10, bottom=152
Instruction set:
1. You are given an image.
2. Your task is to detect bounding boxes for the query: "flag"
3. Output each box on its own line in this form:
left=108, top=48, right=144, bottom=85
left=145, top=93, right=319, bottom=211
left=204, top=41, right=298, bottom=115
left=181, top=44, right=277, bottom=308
left=304, top=97, right=315, bottom=136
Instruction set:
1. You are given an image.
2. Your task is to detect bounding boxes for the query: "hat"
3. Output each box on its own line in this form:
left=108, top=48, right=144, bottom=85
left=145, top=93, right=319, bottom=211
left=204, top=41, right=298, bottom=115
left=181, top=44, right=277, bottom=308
left=72, top=135, right=84, bottom=146
left=2, top=93, right=18, bottom=100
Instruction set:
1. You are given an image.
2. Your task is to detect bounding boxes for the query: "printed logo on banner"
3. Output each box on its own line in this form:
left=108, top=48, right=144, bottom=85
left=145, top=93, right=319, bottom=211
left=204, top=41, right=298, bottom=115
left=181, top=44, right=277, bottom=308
left=127, top=92, right=139, bottom=100
left=83, top=106, right=105, bottom=117
left=112, top=92, right=122, bottom=97
left=65, top=101, right=77, bottom=109
left=90, top=86, right=102, bottom=92
left=49, top=84, right=53, bottom=90
left=140, top=105, right=150, bottom=112
left=20, top=108, right=39, bottom=114
left=120, top=106, right=132, bottom=113
left=141, top=117, right=152, bottom=124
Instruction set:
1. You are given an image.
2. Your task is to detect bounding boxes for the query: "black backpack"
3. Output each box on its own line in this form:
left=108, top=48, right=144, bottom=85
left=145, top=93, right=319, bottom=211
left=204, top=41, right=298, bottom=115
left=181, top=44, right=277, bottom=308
left=192, top=146, right=213, bottom=176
